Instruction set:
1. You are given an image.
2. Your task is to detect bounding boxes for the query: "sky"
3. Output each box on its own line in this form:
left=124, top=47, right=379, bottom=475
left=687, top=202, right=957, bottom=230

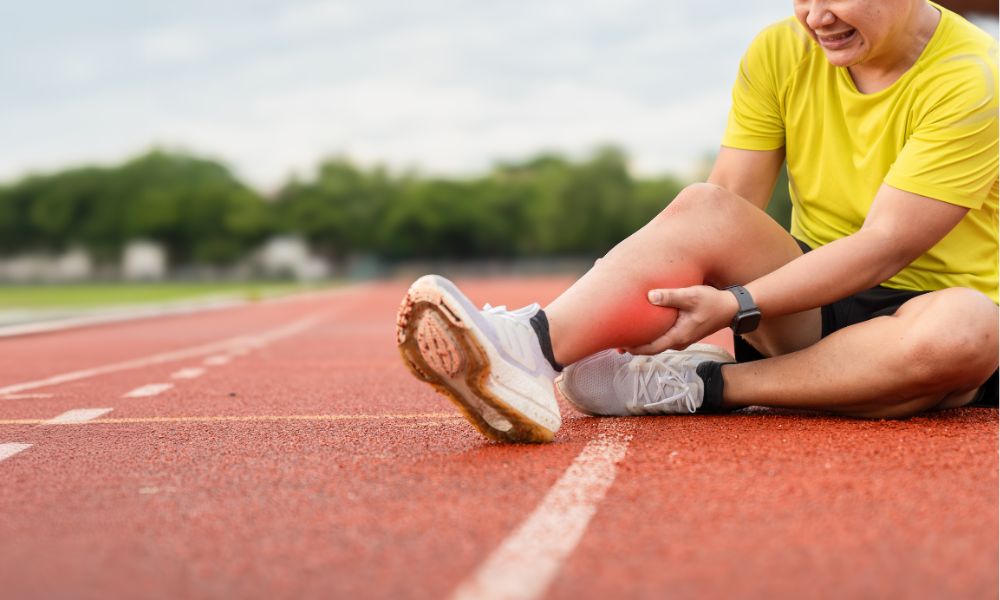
left=1, top=1, right=996, bottom=191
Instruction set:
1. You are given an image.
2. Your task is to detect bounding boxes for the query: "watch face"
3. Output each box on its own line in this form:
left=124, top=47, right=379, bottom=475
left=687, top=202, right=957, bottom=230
left=736, top=309, right=762, bottom=335
left=725, top=285, right=761, bottom=335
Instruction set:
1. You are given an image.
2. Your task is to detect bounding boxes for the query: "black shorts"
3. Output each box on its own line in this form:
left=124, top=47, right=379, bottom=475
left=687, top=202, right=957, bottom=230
left=733, top=239, right=998, bottom=407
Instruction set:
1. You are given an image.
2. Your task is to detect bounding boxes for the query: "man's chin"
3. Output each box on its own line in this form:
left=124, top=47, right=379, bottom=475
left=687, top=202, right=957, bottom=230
left=822, top=50, right=863, bottom=68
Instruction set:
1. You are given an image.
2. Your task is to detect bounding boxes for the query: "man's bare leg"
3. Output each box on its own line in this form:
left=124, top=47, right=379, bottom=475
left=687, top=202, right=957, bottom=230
left=721, top=287, right=999, bottom=418
left=539, top=183, right=996, bottom=418
left=544, top=183, right=821, bottom=365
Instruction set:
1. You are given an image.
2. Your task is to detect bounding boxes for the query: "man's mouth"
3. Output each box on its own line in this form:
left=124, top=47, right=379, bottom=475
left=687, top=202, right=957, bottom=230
left=816, top=28, right=857, bottom=50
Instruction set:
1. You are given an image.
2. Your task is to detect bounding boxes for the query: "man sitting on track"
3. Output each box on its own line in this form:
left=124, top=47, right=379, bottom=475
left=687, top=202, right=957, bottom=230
left=395, top=0, right=999, bottom=443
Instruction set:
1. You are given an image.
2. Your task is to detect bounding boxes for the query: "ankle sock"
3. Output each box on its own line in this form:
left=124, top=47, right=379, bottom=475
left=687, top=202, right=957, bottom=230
left=695, top=361, right=731, bottom=413
left=529, top=310, right=563, bottom=372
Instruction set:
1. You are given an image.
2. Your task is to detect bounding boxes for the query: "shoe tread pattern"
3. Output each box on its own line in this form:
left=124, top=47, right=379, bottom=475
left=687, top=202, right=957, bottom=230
left=396, top=289, right=554, bottom=443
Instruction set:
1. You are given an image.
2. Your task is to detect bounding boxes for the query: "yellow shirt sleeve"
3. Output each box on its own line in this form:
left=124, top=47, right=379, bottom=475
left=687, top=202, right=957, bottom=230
left=885, top=52, right=999, bottom=209
left=722, top=19, right=810, bottom=152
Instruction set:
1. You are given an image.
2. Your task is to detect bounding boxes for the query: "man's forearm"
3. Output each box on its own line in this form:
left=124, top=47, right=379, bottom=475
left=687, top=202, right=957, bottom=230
left=743, top=230, right=910, bottom=318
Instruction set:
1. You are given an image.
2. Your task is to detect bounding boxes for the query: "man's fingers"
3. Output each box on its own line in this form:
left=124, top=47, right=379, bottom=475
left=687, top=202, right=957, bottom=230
left=639, top=286, right=715, bottom=353
left=647, top=289, right=671, bottom=306
left=648, top=287, right=693, bottom=308
left=626, top=331, right=680, bottom=355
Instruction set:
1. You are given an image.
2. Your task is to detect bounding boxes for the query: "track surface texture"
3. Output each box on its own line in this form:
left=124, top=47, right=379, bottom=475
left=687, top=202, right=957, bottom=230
left=0, top=277, right=996, bottom=600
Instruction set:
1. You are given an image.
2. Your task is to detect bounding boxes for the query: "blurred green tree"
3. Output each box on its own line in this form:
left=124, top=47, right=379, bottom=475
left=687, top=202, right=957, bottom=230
left=0, top=150, right=272, bottom=265
left=0, top=146, right=792, bottom=267
left=276, top=158, right=392, bottom=262
left=116, top=151, right=271, bottom=264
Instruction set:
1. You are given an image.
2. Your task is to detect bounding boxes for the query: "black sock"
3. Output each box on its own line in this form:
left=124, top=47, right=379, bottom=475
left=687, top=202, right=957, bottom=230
left=695, top=361, right=731, bottom=413
left=529, top=310, right=563, bottom=372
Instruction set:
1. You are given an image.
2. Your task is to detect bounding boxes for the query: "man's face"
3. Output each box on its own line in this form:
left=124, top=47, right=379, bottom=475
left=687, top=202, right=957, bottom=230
left=793, top=0, right=910, bottom=68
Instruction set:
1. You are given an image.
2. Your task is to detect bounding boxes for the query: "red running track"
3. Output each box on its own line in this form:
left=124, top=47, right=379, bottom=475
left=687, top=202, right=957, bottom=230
left=0, top=278, right=995, bottom=600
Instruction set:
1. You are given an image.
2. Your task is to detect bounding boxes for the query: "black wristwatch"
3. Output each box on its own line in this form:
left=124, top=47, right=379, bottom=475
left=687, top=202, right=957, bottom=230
left=723, top=285, right=761, bottom=335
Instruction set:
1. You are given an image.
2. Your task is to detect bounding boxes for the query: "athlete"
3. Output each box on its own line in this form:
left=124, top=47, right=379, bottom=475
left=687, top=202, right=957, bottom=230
left=396, top=0, right=999, bottom=443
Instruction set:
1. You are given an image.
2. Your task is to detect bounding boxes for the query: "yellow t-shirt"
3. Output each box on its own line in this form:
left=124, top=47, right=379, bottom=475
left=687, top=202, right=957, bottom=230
left=722, top=5, right=999, bottom=302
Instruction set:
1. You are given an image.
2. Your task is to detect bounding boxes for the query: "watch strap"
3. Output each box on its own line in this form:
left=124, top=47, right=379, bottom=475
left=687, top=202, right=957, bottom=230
left=724, top=285, right=756, bottom=313
left=723, top=285, right=761, bottom=334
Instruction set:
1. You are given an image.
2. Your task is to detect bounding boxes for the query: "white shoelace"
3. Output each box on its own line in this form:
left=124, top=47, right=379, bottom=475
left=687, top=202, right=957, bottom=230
left=627, top=355, right=698, bottom=414
left=482, top=303, right=540, bottom=321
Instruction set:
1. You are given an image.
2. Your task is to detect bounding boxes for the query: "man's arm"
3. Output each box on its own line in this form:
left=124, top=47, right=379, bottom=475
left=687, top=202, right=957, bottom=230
left=636, top=184, right=969, bottom=353
left=707, top=146, right=786, bottom=210
left=743, top=184, right=970, bottom=317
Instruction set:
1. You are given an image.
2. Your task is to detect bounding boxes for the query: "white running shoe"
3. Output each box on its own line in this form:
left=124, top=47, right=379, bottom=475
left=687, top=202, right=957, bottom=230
left=396, top=275, right=561, bottom=443
left=555, top=344, right=735, bottom=416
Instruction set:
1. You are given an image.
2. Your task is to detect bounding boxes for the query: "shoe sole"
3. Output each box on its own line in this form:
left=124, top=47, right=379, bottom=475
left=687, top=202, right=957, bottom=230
left=683, top=343, right=736, bottom=363
left=396, top=276, right=555, bottom=443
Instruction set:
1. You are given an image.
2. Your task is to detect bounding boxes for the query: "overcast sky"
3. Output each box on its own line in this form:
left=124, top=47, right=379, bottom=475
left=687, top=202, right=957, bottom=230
left=2, top=2, right=996, bottom=190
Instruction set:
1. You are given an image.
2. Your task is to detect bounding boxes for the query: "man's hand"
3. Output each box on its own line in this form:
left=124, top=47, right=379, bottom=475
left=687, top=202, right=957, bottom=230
left=624, top=286, right=740, bottom=355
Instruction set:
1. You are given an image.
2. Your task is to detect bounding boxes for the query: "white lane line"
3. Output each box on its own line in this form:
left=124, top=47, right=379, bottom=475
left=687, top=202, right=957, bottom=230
left=0, top=412, right=461, bottom=426
left=123, top=383, right=173, bottom=398
left=0, top=443, right=32, bottom=462
left=0, top=284, right=367, bottom=340
left=1, top=393, right=54, bottom=400
left=171, top=368, right=205, bottom=380
left=0, top=299, right=247, bottom=338
left=44, top=408, right=113, bottom=425
left=0, top=314, right=324, bottom=397
left=450, top=422, right=633, bottom=600
left=203, top=355, right=230, bottom=366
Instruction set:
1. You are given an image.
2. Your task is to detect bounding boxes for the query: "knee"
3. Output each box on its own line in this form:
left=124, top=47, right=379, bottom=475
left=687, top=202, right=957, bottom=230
left=604, top=182, right=739, bottom=261
left=897, top=288, right=999, bottom=391
left=658, top=183, right=742, bottom=222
